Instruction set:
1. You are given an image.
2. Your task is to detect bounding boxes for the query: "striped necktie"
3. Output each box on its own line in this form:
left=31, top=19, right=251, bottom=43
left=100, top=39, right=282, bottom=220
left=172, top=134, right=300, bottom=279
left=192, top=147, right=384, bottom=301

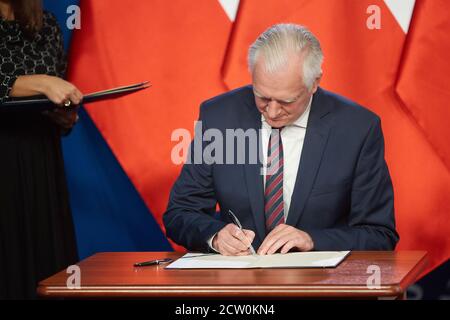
left=265, top=127, right=285, bottom=232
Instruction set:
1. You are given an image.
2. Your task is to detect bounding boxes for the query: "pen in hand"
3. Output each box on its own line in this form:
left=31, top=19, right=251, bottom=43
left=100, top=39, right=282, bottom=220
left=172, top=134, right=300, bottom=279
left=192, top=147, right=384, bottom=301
left=228, top=210, right=257, bottom=255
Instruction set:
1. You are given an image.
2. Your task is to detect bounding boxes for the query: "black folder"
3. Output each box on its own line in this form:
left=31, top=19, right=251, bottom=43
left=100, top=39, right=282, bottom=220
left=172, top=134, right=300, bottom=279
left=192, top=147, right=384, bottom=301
left=0, top=81, right=150, bottom=111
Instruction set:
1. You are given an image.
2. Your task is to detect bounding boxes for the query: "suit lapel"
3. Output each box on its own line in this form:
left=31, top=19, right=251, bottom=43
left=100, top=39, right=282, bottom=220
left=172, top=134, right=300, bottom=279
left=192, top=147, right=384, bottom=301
left=286, top=88, right=333, bottom=227
left=239, top=87, right=266, bottom=243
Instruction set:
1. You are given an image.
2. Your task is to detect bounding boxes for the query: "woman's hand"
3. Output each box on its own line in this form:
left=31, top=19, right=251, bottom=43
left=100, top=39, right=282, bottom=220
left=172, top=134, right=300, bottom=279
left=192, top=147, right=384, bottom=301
left=39, top=76, right=82, bottom=129
left=9, top=75, right=83, bottom=129
left=40, top=75, right=83, bottom=106
left=10, top=75, right=83, bottom=106
left=44, top=108, right=79, bottom=130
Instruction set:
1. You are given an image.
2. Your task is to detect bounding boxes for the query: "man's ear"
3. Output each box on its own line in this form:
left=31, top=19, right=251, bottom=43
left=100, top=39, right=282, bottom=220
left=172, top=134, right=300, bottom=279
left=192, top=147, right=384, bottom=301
left=311, top=74, right=322, bottom=94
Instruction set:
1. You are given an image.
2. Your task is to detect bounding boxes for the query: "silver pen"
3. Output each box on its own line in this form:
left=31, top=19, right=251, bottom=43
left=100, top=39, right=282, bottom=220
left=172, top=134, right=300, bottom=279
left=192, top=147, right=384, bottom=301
left=228, top=210, right=257, bottom=255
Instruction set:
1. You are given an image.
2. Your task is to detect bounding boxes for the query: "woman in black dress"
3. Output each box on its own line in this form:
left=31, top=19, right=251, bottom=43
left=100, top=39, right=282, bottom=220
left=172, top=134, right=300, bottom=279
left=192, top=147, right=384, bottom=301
left=0, top=0, right=81, bottom=299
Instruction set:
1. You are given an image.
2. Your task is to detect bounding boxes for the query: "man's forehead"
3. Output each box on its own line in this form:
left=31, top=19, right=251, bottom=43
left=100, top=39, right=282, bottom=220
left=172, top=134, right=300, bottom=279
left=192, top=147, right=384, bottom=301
left=253, top=72, right=304, bottom=98
left=253, top=61, right=303, bottom=91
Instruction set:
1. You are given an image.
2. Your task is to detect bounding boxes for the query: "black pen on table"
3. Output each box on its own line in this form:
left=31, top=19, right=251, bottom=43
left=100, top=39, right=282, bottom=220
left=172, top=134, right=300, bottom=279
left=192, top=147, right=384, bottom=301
left=134, top=258, right=172, bottom=267
left=228, top=209, right=257, bottom=255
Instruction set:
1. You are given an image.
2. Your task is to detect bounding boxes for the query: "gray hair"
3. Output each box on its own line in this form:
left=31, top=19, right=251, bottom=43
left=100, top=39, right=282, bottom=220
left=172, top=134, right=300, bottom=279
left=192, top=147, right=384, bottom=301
left=248, top=24, right=323, bottom=89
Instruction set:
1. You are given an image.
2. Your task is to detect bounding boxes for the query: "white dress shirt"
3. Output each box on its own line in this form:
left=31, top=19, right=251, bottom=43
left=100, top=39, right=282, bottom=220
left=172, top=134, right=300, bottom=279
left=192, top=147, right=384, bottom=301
left=261, top=97, right=312, bottom=219
left=207, top=97, right=312, bottom=250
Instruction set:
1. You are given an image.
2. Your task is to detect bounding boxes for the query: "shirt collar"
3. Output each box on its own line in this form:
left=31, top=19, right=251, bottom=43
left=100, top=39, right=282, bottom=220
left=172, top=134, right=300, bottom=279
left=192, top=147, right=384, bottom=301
left=261, top=95, right=312, bottom=129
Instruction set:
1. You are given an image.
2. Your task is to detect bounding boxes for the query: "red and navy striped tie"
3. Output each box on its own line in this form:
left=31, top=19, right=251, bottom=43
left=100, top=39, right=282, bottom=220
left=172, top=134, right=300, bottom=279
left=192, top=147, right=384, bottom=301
left=265, top=128, right=285, bottom=232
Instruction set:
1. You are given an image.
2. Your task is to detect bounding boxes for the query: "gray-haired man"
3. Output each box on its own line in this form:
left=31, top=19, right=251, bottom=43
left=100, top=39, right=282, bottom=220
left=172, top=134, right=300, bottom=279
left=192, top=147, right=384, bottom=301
left=164, top=24, right=399, bottom=256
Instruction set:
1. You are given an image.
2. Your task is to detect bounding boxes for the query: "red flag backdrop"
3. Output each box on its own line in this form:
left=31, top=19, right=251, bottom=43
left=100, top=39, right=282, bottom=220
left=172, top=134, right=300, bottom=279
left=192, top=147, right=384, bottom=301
left=69, top=0, right=450, bottom=275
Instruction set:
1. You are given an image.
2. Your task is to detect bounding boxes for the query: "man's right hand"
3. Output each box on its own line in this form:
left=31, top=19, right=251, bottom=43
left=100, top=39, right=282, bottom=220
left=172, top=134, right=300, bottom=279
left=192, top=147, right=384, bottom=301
left=212, top=224, right=255, bottom=256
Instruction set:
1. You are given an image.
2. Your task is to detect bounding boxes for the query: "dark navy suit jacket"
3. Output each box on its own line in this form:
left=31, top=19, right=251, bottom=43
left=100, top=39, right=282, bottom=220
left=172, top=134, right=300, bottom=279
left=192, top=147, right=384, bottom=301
left=163, top=86, right=399, bottom=252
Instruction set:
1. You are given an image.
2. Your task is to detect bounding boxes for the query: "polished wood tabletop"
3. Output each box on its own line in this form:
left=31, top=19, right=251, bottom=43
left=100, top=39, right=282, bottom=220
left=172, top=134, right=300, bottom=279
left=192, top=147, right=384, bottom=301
left=37, top=251, right=428, bottom=299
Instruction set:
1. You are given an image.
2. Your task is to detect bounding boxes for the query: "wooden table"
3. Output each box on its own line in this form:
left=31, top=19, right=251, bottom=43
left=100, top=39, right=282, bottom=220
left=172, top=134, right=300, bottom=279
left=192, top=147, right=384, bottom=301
left=37, top=251, right=428, bottom=299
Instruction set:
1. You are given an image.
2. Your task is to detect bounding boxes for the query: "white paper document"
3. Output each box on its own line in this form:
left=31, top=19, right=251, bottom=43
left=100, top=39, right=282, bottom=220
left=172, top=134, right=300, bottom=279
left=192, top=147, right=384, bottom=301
left=165, top=251, right=350, bottom=269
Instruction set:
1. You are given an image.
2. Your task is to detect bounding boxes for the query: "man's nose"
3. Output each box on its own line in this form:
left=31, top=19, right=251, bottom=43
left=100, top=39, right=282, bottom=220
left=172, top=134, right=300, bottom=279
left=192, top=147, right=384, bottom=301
left=266, top=100, right=282, bottom=119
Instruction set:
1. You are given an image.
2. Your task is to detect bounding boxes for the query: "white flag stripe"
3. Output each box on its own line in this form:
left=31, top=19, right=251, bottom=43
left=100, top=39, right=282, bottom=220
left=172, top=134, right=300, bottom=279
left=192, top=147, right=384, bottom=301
left=384, top=0, right=416, bottom=33
left=218, top=0, right=240, bottom=22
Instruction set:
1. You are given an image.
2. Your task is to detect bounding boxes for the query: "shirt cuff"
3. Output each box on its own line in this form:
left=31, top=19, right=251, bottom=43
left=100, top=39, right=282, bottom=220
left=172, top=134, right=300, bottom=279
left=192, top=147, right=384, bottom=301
left=207, top=233, right=219, bottom=253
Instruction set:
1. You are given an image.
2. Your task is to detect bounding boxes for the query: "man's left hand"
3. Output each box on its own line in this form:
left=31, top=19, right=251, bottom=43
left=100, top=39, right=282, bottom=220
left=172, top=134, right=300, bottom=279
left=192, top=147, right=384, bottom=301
left=257, top=224, right=314, bottom=255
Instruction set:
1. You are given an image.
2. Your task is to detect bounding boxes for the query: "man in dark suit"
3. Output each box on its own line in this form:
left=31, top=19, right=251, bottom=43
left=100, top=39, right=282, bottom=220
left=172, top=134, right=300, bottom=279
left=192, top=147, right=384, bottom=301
left=163, top=23, right=399, bottom=255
